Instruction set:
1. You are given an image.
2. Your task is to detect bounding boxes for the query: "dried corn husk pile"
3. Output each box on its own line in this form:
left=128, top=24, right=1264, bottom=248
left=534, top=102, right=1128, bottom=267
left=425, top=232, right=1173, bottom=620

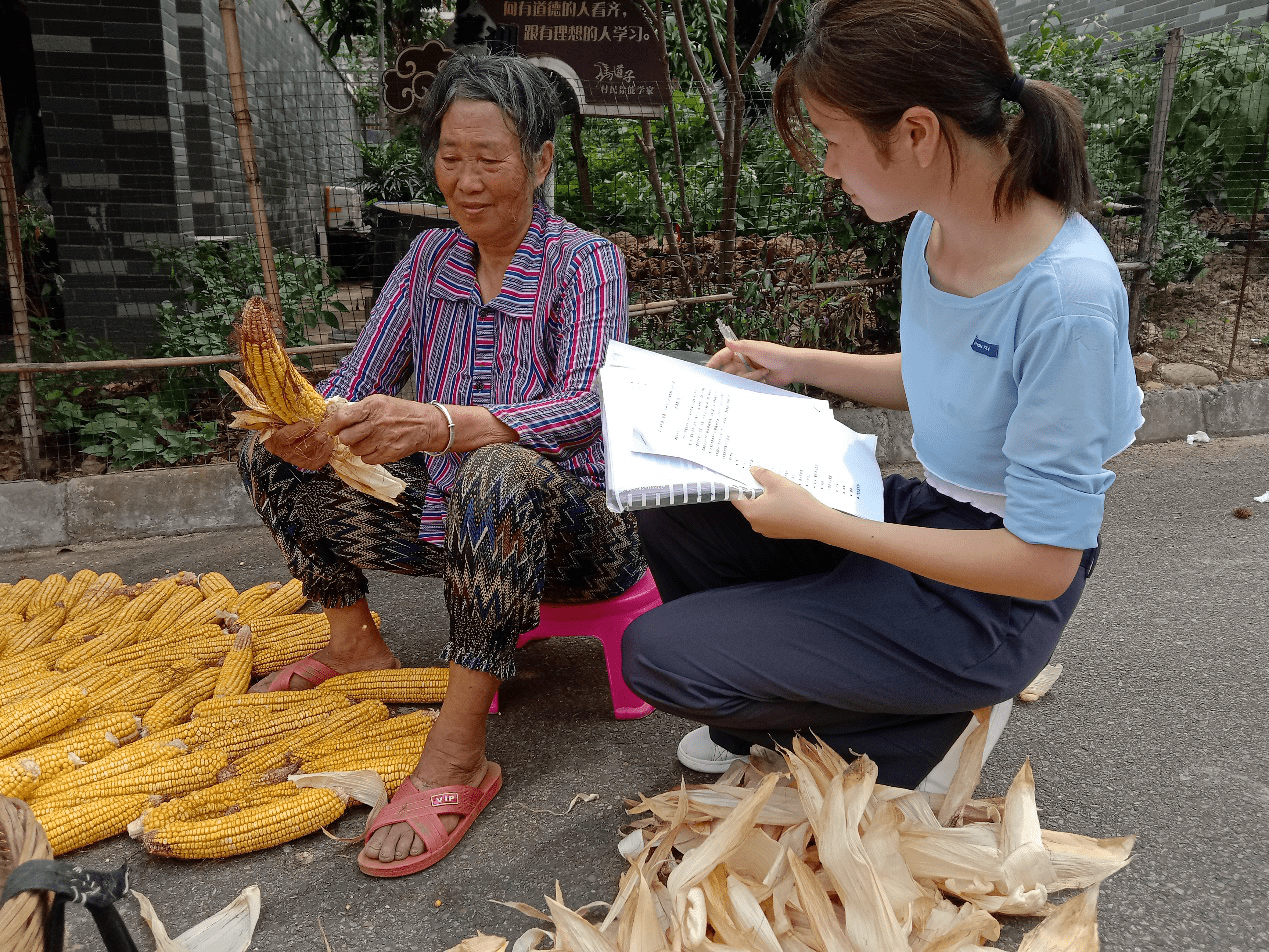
left=460, top=738, right=1134, bottom=952
left=221, top=295, right=405, bottom=504
left=0, top=569, right=446, bottom=860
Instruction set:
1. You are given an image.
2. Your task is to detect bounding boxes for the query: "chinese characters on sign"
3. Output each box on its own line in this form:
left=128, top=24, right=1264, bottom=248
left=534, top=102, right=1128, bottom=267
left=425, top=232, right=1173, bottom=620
left=382, top=0, right=668, bottom=116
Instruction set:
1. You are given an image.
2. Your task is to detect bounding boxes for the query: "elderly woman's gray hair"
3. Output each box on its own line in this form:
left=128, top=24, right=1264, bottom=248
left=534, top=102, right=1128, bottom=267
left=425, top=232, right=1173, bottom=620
left=419, top=52, right=561, bottom=204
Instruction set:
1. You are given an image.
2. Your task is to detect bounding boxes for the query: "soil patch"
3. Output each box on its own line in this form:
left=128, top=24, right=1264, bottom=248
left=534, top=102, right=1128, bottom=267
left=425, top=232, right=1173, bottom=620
left=1136, top=249, right=1269, bottom=382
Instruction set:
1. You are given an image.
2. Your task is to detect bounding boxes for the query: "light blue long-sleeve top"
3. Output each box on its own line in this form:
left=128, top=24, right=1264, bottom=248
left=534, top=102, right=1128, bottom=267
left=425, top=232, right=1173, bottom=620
left=900, top=211, right=1144, bottom=550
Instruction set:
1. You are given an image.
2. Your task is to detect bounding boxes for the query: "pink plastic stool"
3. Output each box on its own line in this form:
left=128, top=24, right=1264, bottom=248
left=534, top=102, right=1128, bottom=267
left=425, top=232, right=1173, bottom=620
left=489, top=569, right=661, bottom=719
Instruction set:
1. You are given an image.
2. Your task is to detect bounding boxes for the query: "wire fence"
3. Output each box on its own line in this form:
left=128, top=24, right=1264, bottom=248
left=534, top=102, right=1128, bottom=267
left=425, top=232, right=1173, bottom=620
left=2, top=14, right=1267, bottom=483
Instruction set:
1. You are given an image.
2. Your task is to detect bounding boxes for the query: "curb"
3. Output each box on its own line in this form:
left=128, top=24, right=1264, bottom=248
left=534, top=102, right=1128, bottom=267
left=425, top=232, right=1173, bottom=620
left=1, top=379, right=1266, bottom=554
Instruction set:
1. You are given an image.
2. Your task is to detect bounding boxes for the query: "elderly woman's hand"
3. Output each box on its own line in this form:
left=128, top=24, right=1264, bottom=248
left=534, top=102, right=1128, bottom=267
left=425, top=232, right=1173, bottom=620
left=323, top=394, right=448, bottom=465
left=261, top=421, right=335, bottom=471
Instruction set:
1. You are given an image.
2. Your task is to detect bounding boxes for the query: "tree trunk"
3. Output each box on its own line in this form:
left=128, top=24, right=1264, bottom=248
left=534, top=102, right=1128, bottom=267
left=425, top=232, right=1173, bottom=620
left=570, top=115, right=594, bottom=214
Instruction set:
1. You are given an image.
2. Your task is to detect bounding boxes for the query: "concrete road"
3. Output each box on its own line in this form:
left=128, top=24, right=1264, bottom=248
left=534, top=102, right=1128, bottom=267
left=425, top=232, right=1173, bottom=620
left=2, top=435, right=1265, bottom=951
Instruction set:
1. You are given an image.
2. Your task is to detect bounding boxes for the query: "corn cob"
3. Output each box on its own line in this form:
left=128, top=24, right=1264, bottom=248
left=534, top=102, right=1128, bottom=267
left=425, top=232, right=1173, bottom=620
left=238, top=613, right=324, bottom=638
left=33, top=793, right=153, bottom=855
left=212, top=627, right=253, bottom=699
left=237, top=295, right=329, bottom=425
left=223, top=700, right=390, bottom=782
left=0, top=578, right=40, bottom=616
left=297, top=733, right=430, bottom=796
left=62, top=661, right=126, bottom=698
left=51, top=595, right=130, bottom=643
left=170, top=588, right=234, bottom=629
left=0, top=656, right=53, bottom=685
left=141, top=785, right=346, bottom=858
left=0, top=611, right=22, bottom=630
left=33, top=738, right=187, bottom=800
left=139, top=635, right=235, bottom=670
left=227, top=582, right=283, bottom=620
left=0, top=729, right=125, bottom=799
left=251, top=620, right=333, bottom=677
left=202, top=702, right=349, bottom=758
left=192, top=689, right=349, bottom=719
left=35, top=747, right=231, bottom=808
left=0, top=670, right=65, bottom=706
left=52, top=622, right=147, bottom=670
left=0, top=637, right=58, bottom=669
left=63, top=572, right=123, bottom=621
left=137, top=776, right=299, bottom=831
left=0, top=685, right=91, bottom=757
left=140, top=713, right=242, bottom=748
left=0, top=582, right=8, bottom=598
left=41, top=712, right=141, bottom=749
left=0, top=758, right=44, bottom=799
left=315, top=667, right=448, bottom=704
left=3, top=604, right=69, bottom=655
left=239, top=578, right=306, bottom=622
left=197, top=572, right=237, bottom=599
left=60, top=569, right=99, bottom=611
left=143, top=585, right=205, bottom=634
left=114, top=578, right=180, bottom=624
left=84, top=668, right=177, bottom=718
left=93, top=625, right=227, bottom=669
left=143, top=667, right=222, bottom=732
left=294, top=709, right=436, bottom=762
left=0, top=642, right=66, bottom=681
left=24, top=574, right=69, bottom=619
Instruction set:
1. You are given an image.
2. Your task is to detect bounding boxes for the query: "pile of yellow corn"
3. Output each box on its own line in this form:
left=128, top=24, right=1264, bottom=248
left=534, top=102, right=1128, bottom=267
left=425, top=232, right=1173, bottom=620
left=0, top=569, right=447, bottom=859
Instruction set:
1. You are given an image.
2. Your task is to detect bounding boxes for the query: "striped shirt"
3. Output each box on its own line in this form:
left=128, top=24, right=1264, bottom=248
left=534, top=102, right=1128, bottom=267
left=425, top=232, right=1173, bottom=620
left=319, top=203, right=628, bottom=544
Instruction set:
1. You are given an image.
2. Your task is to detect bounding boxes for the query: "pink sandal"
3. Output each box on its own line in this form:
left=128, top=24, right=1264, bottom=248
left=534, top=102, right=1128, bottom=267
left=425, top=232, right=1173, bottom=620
left=358, top=763, right=503, bottom=878
left=262, top=655, right=341, bottom=691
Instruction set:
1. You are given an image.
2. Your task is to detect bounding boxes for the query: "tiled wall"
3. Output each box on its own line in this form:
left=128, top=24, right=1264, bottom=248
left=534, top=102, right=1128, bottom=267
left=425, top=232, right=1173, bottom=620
left=28, top=0, right=359, bottom=348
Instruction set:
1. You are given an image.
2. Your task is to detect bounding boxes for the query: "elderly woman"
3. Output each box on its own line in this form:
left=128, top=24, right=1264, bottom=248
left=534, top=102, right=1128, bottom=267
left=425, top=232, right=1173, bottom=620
left=236, top=53, right=645, bottom=877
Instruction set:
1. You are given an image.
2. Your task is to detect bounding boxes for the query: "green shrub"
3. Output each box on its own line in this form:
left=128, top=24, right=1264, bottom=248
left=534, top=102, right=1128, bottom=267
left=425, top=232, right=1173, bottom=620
left=77, top=395, right=219, bottom=470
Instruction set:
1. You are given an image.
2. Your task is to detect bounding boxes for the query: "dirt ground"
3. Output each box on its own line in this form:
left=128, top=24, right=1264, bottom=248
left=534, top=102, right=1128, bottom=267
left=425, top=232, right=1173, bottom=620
left=1135, top=249, right=1269, bottom=381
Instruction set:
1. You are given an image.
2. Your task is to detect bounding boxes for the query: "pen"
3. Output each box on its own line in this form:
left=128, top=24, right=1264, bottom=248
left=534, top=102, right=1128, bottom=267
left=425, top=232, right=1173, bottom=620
left=716, top=319, right=765, bottom=371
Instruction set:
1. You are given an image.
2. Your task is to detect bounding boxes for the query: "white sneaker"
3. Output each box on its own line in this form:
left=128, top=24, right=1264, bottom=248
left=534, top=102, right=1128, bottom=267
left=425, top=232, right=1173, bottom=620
left=677, top=726, right=747, bottom=773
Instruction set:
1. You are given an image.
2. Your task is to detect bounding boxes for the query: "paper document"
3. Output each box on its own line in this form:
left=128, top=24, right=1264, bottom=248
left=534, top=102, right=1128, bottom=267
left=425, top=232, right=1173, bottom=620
left=600, top=342, right=884, bottom=520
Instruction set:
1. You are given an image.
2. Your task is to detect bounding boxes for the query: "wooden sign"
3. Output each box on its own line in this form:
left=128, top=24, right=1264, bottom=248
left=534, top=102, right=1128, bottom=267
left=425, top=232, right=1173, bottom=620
left=382, top=40, right=454, bottom=115
left=382, top=0, right=669, bottom=118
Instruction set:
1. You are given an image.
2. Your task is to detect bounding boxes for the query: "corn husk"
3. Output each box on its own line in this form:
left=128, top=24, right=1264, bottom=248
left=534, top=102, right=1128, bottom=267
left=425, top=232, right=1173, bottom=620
left=220, top=371, right=405, bottom=504
left=445, top=934, right=509, bottom=952
left=461, top=738, right=1133, bottom=952
left=1019, top=663, right=1063, bottom=702
left=135, top=884, right=261, bottom=952
left=1017, top=883, right=1100, bottom=951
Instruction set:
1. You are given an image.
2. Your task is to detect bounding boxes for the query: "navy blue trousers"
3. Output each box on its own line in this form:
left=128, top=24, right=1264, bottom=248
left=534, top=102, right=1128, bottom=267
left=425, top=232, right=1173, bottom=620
left=623, top=476, right=1095, bottom=788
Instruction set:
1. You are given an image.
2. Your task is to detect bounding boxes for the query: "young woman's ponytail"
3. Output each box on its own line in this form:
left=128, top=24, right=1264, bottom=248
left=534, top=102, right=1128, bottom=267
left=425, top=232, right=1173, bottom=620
left=774, top=0, right=1098, bottom=220
left=997, top=78, right=1096, bottom=217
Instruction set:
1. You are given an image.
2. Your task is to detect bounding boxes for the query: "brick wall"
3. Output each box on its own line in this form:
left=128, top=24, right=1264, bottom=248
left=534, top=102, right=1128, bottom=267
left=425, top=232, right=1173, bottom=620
left=28, top=0, right=359, bottom=349
left=997, top=0, right=1268, bottom=42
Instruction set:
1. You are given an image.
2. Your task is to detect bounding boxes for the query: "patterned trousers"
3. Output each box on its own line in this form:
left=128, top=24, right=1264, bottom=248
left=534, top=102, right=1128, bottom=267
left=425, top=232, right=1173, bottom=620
left=237, top=435, right=646, bottom=681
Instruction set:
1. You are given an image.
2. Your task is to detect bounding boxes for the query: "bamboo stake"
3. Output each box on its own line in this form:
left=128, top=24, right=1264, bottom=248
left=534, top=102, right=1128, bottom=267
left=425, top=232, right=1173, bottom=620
left=1128, top=27, right=1184, bottom=348
left=0, top=74, right=41, bottom=477
left=218, top=0, right=282, bottom=319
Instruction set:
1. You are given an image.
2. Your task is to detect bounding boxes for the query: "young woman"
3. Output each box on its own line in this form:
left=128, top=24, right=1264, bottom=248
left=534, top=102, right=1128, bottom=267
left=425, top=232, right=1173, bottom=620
left=622, top=0, right=1143, bottom=789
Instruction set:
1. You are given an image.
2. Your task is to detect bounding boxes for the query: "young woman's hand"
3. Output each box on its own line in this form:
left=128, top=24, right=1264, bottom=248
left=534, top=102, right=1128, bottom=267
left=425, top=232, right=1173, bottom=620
left=732, top=467, right=832, bottom=540
left=261, top=421, right=335, bottom=471
left=706, top=340, right=801, bottom=388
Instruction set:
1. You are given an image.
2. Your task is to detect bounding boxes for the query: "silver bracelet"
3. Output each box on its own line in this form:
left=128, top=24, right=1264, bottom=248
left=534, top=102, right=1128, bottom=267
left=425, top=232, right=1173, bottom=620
left=424, top=401, right=456, bottom=456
